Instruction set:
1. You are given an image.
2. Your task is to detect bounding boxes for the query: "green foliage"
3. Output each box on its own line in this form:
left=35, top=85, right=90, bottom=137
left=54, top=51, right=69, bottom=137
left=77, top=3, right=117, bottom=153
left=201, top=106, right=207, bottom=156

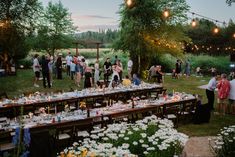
left=188, top=54, right=230, bottom=74
left=31, top=1, right=77, bottom=55
left=213, top=125, right=235, bottom=157
left=114, top=0, right=190, bottom=74
left=76, top=29, right=119, bottom=47
left=185, top=19, right=235, bottom=55
left=0, top=0, right=42, bottom=60
left=17, top=58, right=33, bottom=69
left=147, top=53, right=230, bottom=74
left=226, top=0, right=235, bottom=6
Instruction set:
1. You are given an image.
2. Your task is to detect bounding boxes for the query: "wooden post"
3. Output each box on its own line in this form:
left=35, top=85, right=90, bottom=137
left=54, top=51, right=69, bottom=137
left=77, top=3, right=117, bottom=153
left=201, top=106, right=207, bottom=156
left=96, top=43, right=100, bottom=60
left=75, top=43, right=79, bottom=56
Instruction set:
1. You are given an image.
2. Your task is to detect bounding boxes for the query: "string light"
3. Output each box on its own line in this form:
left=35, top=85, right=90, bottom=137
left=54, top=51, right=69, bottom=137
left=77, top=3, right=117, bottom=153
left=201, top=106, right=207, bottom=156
left=213, top=27, right=219, bottom=34
left=125, top=0, right=133, bottom=8
left=163, top=10, right=170, bottom=18
left=233, top=33, right=235, bottom=38
left=191, top=19, right=197, bottom=27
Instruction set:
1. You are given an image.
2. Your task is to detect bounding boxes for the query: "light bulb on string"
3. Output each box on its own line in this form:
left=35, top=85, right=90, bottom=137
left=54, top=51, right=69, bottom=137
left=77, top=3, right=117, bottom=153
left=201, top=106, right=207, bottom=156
left=191, top=19, right=197, bottom=27
left=126, top=0, right=132, bottom=7
left=163, top=10, right=170, bottom=18
left=233, top=33, right=235, bottom=38
left=213, top=26, right=219, bottom=34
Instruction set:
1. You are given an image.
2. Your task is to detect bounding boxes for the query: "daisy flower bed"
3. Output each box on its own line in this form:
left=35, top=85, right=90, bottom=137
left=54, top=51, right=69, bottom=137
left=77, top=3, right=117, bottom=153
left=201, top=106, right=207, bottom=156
left=59, top=115, right=188, bottom=157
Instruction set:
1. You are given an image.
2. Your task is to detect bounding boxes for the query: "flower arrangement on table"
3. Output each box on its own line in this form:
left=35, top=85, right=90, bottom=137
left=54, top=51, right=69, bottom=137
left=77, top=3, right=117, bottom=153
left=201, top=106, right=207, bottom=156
left=210, top=125, right=235, bottom=157
left=58, top=115, right=188, bottom=157
left=80, top=101, right=87, bottom=111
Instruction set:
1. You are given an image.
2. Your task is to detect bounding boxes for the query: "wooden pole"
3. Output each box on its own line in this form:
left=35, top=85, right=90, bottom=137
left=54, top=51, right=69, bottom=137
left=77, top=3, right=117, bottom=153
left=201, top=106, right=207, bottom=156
left=75, top=43, right=79, bottom=56
left=96, top=43, right=100, bottom=60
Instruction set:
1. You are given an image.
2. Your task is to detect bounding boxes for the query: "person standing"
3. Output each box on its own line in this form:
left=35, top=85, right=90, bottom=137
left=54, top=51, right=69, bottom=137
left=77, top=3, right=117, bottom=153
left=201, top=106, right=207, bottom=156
left=127, top=57, right=133, bottom=79
left=84, top=67, right=93, bottom=88
left=75, top=61, right=82, bottom=87
left=33, top=54, right=40, bottom=87
left=56, top=55, right=62, bottom=79
left=103, top=58, right=112, bottom=84
left=185, top=59, right=190, bottom=77
left=70, top=60, right=76, bottom=80
left=206, top=73, right=218, bottom=111
left=41, top=55, right=51, bottom=88
left=217, top=74, right=230, bottom=114
left=65, top=52, right=73, bottom=76
left=116, top=60, right=123, bottom=82
left=228, top=75, right=235, bottom=114
left=175, top=59, right=181, bottom=79
left=94, top=59, right=100, bottom=84
left=48, top=55, right=54, bottom=86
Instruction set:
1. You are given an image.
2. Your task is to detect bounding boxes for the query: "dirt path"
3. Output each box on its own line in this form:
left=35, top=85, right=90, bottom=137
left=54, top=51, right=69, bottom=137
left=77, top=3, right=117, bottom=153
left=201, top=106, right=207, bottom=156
left=182, top=136, right=216, bottom=157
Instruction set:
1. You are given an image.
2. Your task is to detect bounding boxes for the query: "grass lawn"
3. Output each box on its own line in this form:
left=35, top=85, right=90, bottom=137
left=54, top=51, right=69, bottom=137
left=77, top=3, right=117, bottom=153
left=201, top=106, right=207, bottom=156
left=0, top=69, right=235, bottom=137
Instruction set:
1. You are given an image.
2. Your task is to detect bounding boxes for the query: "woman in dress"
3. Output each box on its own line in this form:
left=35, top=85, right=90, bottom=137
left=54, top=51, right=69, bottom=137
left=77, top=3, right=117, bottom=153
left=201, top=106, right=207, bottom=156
left=56, top=56, right=62, bottom=79
left=84, top=67, right=93, bottom=88
left=94, top=59, right=99, bottom=85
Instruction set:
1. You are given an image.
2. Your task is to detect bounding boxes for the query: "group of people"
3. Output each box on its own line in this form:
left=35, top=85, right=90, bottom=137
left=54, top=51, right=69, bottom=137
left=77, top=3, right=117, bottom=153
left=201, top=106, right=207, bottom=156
left=206, top=73, right=235, bottom=114
left=148, top=65, right=164, bottom=84
left=102, top=56, right=140, bottom=88
left=172, top=59, right=191, bottom=79
left=32, top=52, right=141, bottom=89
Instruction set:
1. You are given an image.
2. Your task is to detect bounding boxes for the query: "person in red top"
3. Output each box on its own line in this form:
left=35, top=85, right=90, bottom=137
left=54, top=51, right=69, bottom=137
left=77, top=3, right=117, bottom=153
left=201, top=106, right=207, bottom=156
left=217, top=73, right=230, bottom=114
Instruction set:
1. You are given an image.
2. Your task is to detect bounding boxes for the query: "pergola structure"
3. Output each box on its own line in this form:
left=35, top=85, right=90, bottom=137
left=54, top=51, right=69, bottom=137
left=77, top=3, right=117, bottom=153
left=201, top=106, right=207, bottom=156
left=73, top=40, right=103, bottom=60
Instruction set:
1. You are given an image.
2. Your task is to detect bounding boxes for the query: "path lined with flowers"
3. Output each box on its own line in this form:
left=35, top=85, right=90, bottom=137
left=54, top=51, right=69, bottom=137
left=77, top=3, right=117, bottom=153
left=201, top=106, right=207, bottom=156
left=183, top=136, right=215, bottom=157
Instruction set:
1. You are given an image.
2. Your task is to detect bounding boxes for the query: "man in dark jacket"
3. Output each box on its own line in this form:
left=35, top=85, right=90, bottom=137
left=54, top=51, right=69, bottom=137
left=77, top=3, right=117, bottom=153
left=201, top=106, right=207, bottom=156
left=41, top=55, right=51, bottom=88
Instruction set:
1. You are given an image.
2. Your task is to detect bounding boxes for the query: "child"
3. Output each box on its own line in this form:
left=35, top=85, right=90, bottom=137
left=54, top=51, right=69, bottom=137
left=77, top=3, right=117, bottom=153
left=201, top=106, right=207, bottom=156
left=70, top=61, right=76, bottom=80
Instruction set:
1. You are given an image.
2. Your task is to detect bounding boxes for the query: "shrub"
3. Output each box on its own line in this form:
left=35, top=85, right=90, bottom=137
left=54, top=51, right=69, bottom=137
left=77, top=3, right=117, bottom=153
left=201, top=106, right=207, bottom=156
left=211, top=125, right=235, bottom=157
left=17, top=58, right=33, bottom=69
left=188, top=54, right=230, bottom=75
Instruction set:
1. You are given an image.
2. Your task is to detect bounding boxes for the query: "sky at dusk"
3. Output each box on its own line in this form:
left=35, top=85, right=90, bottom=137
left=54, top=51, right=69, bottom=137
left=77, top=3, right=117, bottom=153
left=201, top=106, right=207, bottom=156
left=39, top=0, right=235, bottom=32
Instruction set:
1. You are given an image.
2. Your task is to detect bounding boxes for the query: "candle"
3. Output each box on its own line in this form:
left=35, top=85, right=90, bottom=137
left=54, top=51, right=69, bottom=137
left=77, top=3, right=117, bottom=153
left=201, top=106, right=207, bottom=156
left=55, top=105, right=57, bottom=114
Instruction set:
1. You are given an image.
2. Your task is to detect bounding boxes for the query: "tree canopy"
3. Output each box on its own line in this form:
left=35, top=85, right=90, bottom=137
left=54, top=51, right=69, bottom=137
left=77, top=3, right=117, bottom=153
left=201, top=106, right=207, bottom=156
left=113, top=0, right=190, bottom=74
left=0, top=0, right=42, bottom=59
left=30, top=1, right=77, bottom=56
left=226, top=0, right=235, bottom=5
left=185, top=19, right=235, bottom=55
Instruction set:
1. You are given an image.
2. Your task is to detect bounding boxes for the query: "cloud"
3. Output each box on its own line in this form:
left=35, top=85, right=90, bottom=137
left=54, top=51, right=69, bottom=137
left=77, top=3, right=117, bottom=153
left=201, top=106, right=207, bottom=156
left=78, top=24, right=119, bottom=32
left=72, top=14, right=113, bottom=20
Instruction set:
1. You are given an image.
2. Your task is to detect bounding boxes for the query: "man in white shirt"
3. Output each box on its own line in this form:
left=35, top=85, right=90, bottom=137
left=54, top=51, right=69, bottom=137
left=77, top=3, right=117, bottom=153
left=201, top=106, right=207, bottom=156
left=229, top=75, right=235, bottom=114
left=206, top=73, right=219, bottom=110
left=65, top=52, right=73, bottom=76
left=127, top=58, right=133, bottom=79
left=33, top=54, right=40, bottom=87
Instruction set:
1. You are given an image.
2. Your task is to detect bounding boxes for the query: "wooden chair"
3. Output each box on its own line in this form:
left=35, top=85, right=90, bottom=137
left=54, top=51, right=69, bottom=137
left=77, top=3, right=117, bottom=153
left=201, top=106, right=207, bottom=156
left=0, top=131, right=15, bottom=155
left=178, top=102, right=196, bottom=123
left=54, top=125, right=74, bottom=150
left=0, top=92, right=8, bottom=99
left=74, top=119, right=93, bottom=142
left=163, top=104, right=180, bottom=128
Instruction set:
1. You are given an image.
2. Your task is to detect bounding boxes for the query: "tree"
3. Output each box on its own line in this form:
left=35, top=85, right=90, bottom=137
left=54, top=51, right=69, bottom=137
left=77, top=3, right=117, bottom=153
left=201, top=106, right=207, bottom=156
left=113, top=0, right=190, bottom=74
left=0, top=0, right=41, bottom=73
left=226, top=0, right=235, bottom=5
left=34, top=1, right=77, bottom=56
left=185, top=19, right=235, bottom=55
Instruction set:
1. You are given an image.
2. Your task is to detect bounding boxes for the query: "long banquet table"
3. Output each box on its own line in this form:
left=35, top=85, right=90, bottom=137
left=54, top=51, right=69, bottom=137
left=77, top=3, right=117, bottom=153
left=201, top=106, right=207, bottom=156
left=0, top=93, right=196, bottom=133
left=0, top=92, right=197, bottom=157
left=0, top=83, right=163, bottom=110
